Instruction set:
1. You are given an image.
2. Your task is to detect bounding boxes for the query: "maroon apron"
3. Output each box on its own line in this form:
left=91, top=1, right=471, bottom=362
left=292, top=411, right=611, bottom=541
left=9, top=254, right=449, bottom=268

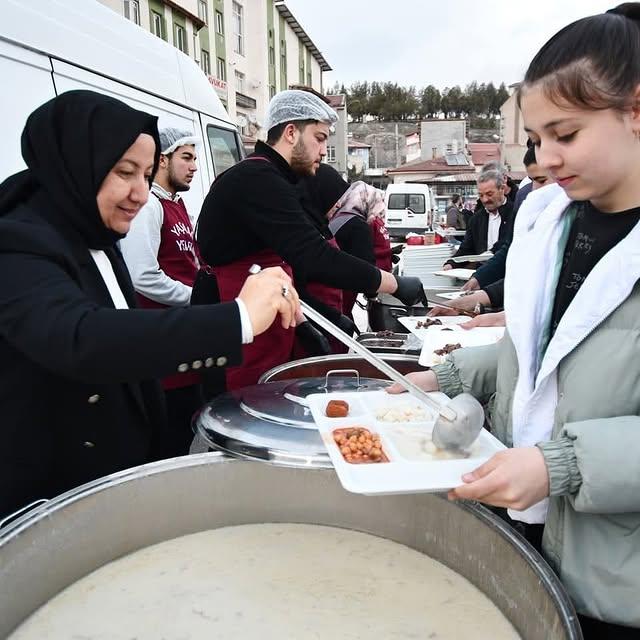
left=294, top=237, right=347, bottom=356
left=213, top=249, right=294, bottom=390
left=372, top=216, right=393, bottom=273
left=136, top=194, right=201, bottom=391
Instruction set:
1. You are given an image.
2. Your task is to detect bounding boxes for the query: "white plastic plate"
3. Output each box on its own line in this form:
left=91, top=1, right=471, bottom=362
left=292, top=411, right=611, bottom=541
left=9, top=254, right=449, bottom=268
left=307, top=390, right=505, bottom=496
left=436, top=291, right=469, bottom=300
left=418, top=327, right=505, bottom=367
left=398, top=315, right=470, bottom=339
left=433, top=268, right=475, bottom=281
left=449, top=252, right=493, bottom=264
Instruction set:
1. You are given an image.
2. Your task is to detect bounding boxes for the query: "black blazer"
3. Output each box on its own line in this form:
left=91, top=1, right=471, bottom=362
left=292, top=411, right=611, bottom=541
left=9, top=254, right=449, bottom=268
left=0, top=203, right=243, bottom=517
left=446, top=201, right=513, bottom=265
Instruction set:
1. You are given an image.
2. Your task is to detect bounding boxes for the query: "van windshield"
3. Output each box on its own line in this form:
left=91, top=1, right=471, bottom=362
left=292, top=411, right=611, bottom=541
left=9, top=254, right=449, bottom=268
left=387, top=193, right=425, bottom=214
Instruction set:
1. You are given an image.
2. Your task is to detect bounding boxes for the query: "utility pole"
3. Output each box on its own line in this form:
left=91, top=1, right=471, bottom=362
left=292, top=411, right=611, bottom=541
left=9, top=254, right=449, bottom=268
left=373, top=134, right=378, bottom=169
left=395, top=122, right=399, bottom=167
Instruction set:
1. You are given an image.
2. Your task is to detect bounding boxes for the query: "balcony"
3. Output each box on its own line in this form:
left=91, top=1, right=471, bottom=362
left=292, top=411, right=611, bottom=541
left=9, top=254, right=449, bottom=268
left=235, top=92, right=257, bottom=109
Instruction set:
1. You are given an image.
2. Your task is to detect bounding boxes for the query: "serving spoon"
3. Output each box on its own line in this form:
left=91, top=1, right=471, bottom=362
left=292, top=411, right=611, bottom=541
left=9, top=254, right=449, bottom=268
left=299, top=301, right=484, bottom=451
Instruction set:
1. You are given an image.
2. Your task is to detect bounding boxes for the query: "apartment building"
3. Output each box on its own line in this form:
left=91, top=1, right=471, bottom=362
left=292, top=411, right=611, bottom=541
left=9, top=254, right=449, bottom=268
left=100, top=0, right=331, bottom=145
left=500, top=83, right=528, bottom=172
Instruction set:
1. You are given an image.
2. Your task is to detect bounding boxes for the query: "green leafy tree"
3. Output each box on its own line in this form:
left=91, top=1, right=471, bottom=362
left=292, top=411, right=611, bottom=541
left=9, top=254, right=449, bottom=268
left=420, top=85, right=441, bottom=118
left=348, top=81, right=369, bottom=122
left=446, top=85, right=464, bottom=117
left=494, top=82, right=510, bottom=115
left=368, top=81, right=385, bottom=120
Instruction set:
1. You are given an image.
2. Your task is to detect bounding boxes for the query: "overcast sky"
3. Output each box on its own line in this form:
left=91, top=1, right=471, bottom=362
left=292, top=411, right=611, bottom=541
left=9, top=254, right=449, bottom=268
left=283, top=0, right=614, bottom=90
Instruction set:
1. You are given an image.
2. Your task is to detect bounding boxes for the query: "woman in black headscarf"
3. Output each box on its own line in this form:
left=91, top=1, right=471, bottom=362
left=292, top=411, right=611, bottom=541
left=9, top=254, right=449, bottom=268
left=0, top=91, right=299, bottom=517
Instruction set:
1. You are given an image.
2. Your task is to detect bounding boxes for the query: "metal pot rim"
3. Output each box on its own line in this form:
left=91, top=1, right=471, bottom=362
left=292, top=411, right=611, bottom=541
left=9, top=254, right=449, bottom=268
left=259, top=353, right=420, bottom=384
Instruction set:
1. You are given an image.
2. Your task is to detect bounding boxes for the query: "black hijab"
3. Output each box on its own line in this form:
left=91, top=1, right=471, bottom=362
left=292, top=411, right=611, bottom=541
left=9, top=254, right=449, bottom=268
left=298, top=163, right=349, bottom=236
left=0, top=90, right=160, bottom=249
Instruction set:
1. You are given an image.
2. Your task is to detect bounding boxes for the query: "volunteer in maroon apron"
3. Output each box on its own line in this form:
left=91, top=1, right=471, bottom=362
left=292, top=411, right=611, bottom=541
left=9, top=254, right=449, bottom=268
left=296, top=163, right=353, bottom=355
left=194, top=90, right=428, bottom=390
left=120, top=128, right=204, bottom=455
left=328, top=181, right=394, bottom=319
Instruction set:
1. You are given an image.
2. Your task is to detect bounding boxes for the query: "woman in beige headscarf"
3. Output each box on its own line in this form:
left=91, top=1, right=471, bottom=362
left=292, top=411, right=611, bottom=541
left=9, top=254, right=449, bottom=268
left=328, top=181, right=393, bottom=318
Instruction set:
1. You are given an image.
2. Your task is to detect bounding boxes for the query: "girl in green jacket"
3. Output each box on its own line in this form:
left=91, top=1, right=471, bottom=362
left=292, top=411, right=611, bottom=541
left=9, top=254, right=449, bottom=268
left=391, top=5, right=640, bottom=638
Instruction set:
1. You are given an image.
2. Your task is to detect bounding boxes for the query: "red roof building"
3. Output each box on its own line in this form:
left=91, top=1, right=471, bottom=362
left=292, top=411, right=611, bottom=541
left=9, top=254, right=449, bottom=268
left=468, top=143, right=501, bottom=167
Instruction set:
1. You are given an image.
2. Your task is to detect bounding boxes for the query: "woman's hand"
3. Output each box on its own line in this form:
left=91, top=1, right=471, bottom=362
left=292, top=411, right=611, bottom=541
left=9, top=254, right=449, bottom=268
left=447, top=448, right=550, bottom=510
left=427, top=305, right=461, bottom=317
left=462, top=277, right=480, bottom=292
left=460, top=311, right=506, bottom=329
left=386, top=370, right=439, bottom=394
left=238, top=267, right=300, bottom=335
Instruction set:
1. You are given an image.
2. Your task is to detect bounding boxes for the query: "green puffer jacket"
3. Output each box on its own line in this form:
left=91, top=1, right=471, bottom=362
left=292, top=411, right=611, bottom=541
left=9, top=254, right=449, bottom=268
left=432, top=187, right=640, bottom=627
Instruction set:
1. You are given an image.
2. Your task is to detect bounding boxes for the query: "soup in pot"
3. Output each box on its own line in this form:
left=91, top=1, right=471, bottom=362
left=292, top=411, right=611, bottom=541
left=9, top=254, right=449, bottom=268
left=9, top=523, right=520, bottom=639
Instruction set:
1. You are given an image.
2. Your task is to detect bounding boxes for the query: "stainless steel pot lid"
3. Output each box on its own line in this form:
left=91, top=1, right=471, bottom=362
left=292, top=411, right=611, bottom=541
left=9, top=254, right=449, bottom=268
left=194, top=375, right=390, bottom=468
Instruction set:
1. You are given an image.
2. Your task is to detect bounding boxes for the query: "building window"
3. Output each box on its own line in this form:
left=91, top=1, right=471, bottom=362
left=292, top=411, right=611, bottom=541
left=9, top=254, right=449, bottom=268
left=151, top=10, right=164, bottom=39
left=237, top=111, right=247, bottom=136
left=269, top=45, right=275, bottom=66
left=235, top=70, right=245, bottom=94
left=269, top=84, right=276, bottom=99
left=326, top=146, right=336, bottom=163
left=174, top=24, right=188, bottom=54
left=201, top=50, right=211, bottom=75
left=123, top=0, right=140, bottom=25
left=232, top=2, right=244, bottom=55
left=215, top=10, right=224, bottom=34
left=216, top=57, right=226, bottom=81
left=306, top=71, right=312, bottom=86
left=198, top=0, right=208, bottom=23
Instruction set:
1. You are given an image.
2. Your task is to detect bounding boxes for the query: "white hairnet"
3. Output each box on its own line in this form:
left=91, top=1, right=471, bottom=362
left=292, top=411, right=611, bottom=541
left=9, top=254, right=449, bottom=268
left=159, top=127, right=199, bottom=155
left=264, top=90, right=338, bottom=133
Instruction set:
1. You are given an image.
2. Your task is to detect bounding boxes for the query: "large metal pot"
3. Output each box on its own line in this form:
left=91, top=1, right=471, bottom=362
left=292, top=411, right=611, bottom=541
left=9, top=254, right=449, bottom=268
left=258, top=352, right=425, bottom=382
left=0, top=457, right=580, bottom=639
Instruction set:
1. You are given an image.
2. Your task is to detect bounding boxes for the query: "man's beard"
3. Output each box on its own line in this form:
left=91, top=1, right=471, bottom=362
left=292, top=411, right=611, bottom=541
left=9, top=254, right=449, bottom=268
left=168, top=166, right=191, bottom=192
left=290, top=139, right=316, bottom=176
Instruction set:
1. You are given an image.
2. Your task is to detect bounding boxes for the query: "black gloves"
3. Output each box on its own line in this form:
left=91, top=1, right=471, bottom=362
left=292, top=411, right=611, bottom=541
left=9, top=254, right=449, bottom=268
left=295, top=321, right=331, bottom=356
left=335, top=314, right=360, bottom=337
left=391, top=244, right=404, bottom=255
left=393, top=276, right=428, bottom=307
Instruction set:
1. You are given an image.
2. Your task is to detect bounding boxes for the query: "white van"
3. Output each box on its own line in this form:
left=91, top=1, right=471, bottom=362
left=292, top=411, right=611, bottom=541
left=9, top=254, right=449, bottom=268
left=0, top=0, right=243, bottom=219
left=384, top=183, right=436, bottom=237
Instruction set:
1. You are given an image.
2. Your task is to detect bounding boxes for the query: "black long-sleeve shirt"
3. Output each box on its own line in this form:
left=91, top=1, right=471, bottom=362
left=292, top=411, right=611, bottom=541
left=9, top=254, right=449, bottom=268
left=196, top=141, right=381, bottom=294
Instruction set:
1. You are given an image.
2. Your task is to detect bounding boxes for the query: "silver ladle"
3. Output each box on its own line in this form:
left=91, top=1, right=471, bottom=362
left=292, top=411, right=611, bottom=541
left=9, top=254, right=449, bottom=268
left=299, top=300, right=485, bottom=451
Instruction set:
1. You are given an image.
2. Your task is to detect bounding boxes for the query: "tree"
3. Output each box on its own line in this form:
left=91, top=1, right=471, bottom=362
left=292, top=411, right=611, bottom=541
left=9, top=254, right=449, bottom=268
left=446, top=85, right=464, bottom=118
left=368, top=81, right=385, bottom=120
left=338, top=78, right=509, bottom=122
left=348, top=81, right=369, bottom=122
left=485, top=82, right=498, bottom=116
left=494, top=83, right=510, bottom=115
left=420, top=85, right=441, bottom=118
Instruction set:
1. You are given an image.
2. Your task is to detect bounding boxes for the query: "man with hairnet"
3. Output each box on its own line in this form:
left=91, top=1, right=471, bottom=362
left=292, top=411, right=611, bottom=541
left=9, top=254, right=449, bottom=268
left=194, top=89, right=427, bottom=391
left=121, top=127, right=202, bottom=455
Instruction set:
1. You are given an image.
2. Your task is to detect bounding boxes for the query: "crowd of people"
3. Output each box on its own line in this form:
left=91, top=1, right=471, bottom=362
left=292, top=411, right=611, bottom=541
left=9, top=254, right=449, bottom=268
left=0, top=3, right=639, bottom=638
